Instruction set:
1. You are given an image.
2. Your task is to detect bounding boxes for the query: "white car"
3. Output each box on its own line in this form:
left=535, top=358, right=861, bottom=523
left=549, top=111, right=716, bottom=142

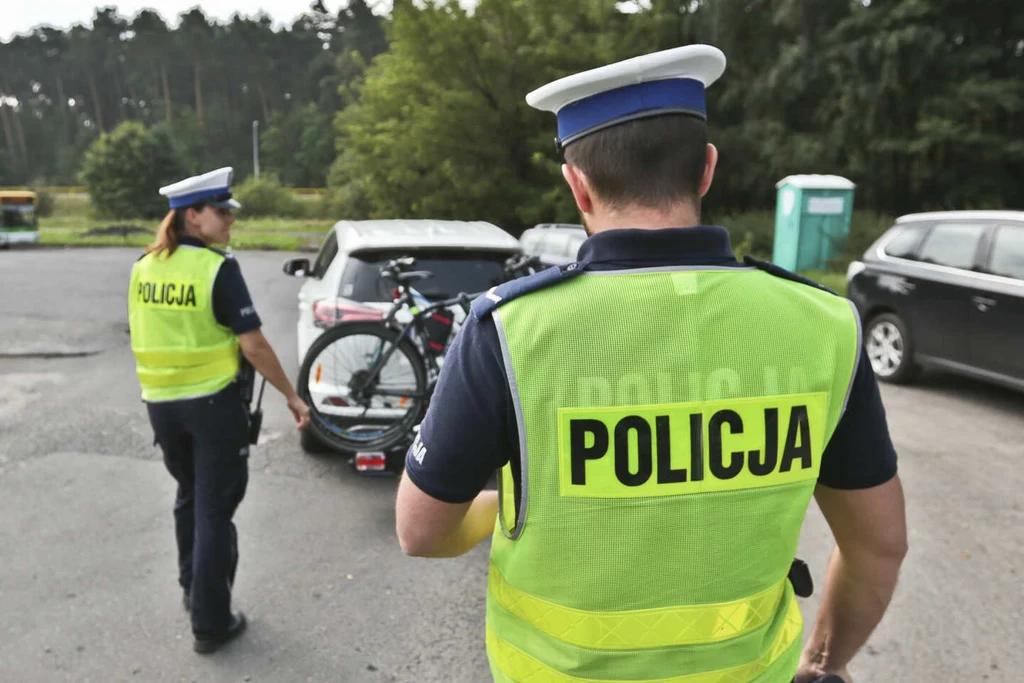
left=283, top=219, right=523, bottom=366
left=519, top=223, right=587, bottom=266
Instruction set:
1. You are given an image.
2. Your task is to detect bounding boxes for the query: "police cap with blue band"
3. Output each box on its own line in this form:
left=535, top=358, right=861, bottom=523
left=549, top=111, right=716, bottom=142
left=159, top=167, right=242, bottom=210
left=526, top=45, right=726, bottom=154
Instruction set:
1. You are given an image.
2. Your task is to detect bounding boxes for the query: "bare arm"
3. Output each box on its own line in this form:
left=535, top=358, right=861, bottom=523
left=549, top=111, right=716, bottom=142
left=796, top=475, right=908, bottom=681
left=395, top=470, right=498, bottom=558
left=238, top=329, right=310, bottom=429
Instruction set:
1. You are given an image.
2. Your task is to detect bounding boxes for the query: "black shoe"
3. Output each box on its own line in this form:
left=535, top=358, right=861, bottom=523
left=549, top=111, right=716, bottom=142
left=193, top=612, right=247, bottom=654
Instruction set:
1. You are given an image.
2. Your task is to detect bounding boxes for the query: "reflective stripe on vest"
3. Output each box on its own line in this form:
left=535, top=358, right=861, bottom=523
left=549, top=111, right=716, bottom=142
left=486, top=595, right=803, bottom=683
left=135, top=352, right=240, bottom=387
left=488, top=564, right=787, bottom=649
left=486, top=267, right=861, bottom=682
left=128, top=246, right=240, bottom=401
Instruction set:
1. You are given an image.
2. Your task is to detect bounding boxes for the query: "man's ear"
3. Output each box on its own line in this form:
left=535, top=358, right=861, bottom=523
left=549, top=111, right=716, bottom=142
left=699, top=143, right=718, bottom=199
left=561, top=164, right=594, bottom=215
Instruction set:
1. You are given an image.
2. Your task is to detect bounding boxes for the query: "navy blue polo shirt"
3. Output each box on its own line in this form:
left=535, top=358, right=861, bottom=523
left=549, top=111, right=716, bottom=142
left=405, top=226, right=898, bottom=503
left=178, top=236, right=262, bottom=334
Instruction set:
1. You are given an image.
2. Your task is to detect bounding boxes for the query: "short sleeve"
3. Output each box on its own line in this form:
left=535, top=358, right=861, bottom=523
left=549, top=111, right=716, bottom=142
left=212, top=257, right=262, bottom=334
left=404, top=314, right=517, bottom=503
left=818, top=347, right=899, bottom=489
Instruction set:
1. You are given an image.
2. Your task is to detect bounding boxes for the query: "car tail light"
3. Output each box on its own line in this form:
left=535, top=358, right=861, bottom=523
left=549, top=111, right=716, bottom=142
left=312, top=299, right=384, bottom=328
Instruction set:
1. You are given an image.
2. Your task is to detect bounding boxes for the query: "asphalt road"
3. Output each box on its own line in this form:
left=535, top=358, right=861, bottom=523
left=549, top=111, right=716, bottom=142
left=1, top=247, right=1021, bottom=683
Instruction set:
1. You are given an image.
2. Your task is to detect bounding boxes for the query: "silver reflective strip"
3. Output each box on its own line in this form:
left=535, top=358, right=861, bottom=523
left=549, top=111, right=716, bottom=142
left=492, top=310, right=528, bottom=541
left=582, top=265, right=756, bottom=276
left=840, top=299, right=864, bottom=420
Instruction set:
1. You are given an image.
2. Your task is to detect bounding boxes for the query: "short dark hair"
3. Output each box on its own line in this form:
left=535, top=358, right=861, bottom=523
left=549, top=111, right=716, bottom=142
left=563, top=114, right=708, bottom=210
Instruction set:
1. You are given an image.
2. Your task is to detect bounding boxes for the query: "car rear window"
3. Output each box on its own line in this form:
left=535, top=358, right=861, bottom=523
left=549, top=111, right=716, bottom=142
left=916, top=222, right=985, bottom=270
left=338, top=249, right=514, bottom=302
left=989, top=225, right=1024, bottom=280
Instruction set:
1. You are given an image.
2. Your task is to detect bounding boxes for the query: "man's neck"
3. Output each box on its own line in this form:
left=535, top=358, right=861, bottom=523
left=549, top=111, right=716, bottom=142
left=584, top=202, right=700, bottom=234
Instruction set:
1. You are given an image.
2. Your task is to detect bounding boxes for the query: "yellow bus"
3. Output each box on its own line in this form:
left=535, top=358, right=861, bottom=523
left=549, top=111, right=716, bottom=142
left=0, top=190, right=41, bottom=247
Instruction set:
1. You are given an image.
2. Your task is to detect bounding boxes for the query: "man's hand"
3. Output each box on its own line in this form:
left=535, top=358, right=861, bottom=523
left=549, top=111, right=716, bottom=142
left=794, top=656, right=852, bottom=683
left=287, top=394, right=310, bottom=430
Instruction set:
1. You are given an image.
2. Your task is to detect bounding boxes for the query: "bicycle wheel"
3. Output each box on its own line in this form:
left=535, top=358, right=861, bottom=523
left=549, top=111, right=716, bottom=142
left=298, top=321, right=428, bottom=453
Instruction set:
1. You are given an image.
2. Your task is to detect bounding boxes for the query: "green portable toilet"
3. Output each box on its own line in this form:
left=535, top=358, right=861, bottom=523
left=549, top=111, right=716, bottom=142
left=772, top=174, right=856, bottom=272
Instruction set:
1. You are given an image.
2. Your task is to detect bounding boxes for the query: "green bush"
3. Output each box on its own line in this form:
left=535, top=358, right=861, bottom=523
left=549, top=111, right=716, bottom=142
left=79, top=122, right=187, bottom=219
left=29, top=181, right=56, bottom=218
left=234, top=175, right=305, bottom=218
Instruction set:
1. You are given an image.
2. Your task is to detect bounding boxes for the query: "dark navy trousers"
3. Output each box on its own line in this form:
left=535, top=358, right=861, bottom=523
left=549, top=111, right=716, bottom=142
left=146, top=382, right=250, bottom=634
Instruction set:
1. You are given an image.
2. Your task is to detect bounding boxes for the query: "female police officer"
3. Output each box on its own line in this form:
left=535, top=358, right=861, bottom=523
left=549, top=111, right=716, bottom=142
left=128, top=167, right=310, bottom=653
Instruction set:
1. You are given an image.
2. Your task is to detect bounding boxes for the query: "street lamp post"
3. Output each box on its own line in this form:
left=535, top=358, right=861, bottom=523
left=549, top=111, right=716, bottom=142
left=252, top=120, right=260, bottom=180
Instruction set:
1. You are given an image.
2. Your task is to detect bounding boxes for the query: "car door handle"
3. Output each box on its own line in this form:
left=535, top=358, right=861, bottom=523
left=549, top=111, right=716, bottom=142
left=972, top=296, right=996, bottom=312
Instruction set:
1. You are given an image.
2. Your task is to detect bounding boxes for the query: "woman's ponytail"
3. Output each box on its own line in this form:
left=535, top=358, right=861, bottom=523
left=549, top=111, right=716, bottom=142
left=147, top=209, right=181, bottom=257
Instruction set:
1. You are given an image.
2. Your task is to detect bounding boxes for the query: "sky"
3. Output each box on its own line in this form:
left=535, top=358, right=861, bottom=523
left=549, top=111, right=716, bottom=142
left=1, top=1, right=390, bottom=41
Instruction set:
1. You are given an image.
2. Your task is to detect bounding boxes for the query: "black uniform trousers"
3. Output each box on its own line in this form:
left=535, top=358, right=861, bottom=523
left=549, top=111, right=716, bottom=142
left=146, top=381, right=250, bottom=635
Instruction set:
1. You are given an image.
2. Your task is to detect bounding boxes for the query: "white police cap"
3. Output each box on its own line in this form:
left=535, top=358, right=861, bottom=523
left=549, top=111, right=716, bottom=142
left=159, top=167, right=242, bottom=210
left=526, top=45, right=726, bottom=150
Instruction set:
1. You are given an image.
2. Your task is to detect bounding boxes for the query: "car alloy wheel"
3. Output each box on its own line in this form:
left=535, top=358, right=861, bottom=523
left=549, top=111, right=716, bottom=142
left=867, top=320, right=904, bottom=377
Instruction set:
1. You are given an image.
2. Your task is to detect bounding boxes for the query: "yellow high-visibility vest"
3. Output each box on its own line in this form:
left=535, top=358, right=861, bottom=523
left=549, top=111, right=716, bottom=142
left=128, top=246, right=240, bottom=402
left=486, top=266, right=860, bottom=682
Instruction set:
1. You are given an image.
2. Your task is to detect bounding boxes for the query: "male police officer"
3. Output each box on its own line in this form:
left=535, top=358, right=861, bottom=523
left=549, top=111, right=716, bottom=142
left=395, top=45, right=907, bottom=682
left=129, top=167, right=310, bottom=653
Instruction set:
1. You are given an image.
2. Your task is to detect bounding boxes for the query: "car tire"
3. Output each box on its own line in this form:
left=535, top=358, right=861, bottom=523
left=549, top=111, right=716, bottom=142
left=300, top=424, right=333, bottom=454
left=865, top=312, right=919, bottom=384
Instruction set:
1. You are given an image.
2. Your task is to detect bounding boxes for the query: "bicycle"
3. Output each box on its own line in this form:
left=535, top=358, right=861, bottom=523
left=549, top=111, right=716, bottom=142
left=297, top=254, right=542, bottom=453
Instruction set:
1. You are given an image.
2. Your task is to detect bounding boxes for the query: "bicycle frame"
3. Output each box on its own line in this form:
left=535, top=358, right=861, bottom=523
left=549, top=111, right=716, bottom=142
left=349, top=284, right=479, bottom=401
left=346, top=253, right=540, bottom=404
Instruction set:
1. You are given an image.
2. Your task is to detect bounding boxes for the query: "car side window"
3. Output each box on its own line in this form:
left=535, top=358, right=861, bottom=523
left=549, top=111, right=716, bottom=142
left=311, top=231, right=338, bottom=279
left=915, top=222, right=985, bottom=270
left=988, top=225, right=1024, bottom=281
left=882, top=225, right=927, bottom=259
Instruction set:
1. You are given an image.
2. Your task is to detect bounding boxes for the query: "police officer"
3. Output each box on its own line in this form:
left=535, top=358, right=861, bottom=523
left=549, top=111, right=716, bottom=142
left=128, top=167, right=311, bottom=654
left=395, top=46, right=908, bottom=683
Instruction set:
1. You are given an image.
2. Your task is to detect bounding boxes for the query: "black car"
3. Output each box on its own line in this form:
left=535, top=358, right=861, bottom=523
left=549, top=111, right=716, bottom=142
left=846, top=211, right=1024, bottom=391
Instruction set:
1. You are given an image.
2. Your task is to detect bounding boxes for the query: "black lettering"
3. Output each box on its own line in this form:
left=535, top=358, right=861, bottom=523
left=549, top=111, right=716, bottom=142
left=184, top=284, right=196, bottom=307
left=656, top=415, right=686, bottom=484
left=689, top=413, right=704, bottom=482
left=750, top=408, right=779, bottom=476
left=570, top=419, right=608, bottom=485
left=780, top=405, right=812, bottom=472
left=137, top=282, right=144, bottom=302
left=166, top=283, right=177, bottom=304
left=709, top=409, right=744, bottom=479
left=614, top=416, right=652, bottom=487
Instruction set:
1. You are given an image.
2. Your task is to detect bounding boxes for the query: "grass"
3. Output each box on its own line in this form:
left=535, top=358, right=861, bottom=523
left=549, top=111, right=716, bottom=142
left=41, top=215, right=333, bottom=235
left=798, top=270, right=849, bottom=296
left=39, top=227, right=308, bottom=251
left=37, top=196, right=880, bottom=284
left=40, top=194, right=327, bottom=251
